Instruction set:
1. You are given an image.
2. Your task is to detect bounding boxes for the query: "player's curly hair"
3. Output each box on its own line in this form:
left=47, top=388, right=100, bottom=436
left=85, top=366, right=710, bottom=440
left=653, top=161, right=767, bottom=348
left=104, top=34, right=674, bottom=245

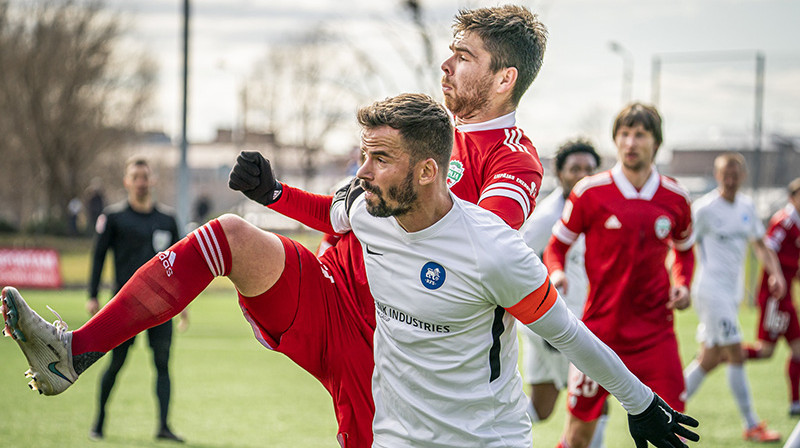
left=553, top=139, right=601, bottom=173
left=453, top=5, right=548, bottom=107
left=357, top=93, right=453, bottom=178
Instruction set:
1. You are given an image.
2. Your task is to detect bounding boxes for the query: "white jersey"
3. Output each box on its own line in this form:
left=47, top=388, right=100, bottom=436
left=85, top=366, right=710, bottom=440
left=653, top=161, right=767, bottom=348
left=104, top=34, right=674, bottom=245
left=332, top=191, right=653, bottom=447
left=520, top=187, right=588, bottom=317
left=692, top=189, right=765, bottom=302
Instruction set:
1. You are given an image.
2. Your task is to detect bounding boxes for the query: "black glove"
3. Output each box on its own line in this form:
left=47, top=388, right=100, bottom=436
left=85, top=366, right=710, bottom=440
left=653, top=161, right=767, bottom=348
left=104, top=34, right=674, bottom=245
left=628, top=393, right=699, bottom=448
left=228, top=151, right=283, bottom=206
left=332, top=177, right=364, bottom=216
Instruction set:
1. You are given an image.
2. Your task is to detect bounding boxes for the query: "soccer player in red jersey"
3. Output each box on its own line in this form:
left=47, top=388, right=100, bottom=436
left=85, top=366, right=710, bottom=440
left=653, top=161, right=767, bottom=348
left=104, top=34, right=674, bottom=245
left=544, top=103, right=695, bottom=448
left=2, top=6, right=546, bottom=448
left=744, top=177, right=800, bottom=415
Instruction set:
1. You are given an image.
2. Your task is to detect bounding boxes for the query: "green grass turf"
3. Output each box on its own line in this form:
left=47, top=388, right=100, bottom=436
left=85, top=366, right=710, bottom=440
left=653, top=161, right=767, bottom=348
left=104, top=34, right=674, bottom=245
left=2, top=286, right=799, bottom=447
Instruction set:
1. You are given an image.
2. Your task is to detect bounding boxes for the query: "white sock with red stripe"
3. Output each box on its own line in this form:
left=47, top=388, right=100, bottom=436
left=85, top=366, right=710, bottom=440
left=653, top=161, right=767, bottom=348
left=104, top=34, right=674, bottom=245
left=72, top=219, right=231, bottom=355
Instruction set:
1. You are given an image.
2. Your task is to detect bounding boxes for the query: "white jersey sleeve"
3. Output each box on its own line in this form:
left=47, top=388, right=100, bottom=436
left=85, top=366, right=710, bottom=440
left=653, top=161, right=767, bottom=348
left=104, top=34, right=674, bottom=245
left=520, top=188, right=564, bottom=255
left=525, top=297, right=653, bottom=415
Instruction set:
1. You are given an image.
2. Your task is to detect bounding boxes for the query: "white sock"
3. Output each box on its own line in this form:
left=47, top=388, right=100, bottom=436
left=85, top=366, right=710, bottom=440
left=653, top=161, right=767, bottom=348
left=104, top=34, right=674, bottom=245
left=683, top=359, right=706, bottom=400
left=588, top=414, right=608, bottom=448
left=728, top=364, right=759, bottom=429
left=784, top=420, right=800, bottom=448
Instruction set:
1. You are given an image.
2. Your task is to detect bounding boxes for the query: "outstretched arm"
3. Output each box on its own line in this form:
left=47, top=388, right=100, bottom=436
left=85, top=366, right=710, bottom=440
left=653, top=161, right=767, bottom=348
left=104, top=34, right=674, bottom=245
left=516, top=294, right=700, bottom=447
left=753, top=238, right=787, bottom=299
left=228, top=151, right=336, bottom=234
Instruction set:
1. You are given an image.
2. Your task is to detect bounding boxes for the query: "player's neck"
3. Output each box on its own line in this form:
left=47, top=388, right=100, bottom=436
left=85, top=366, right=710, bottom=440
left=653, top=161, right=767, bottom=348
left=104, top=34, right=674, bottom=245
left=621, top=165, right=652, bottom=190
left=128, top=195, right=153, bottom=213
left=395, top=187, right=453, bottom=233
left=453, top=101, right=514, bottom=126
left=719, top=188, right=737, bottom=203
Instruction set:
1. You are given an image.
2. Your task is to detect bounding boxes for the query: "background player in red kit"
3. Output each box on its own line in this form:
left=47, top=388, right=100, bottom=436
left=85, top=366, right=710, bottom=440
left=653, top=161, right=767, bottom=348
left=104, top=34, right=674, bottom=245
left=745, top=177, right=800, bottom=415
left=544, top=102, right=695, bottom=448
left=2, top=6, right=546, bottom=448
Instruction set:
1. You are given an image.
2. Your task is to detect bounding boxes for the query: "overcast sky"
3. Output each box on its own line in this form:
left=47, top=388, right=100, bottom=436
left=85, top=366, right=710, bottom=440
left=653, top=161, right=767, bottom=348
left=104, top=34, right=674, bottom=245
left=108, top=0, right=800, bottom=160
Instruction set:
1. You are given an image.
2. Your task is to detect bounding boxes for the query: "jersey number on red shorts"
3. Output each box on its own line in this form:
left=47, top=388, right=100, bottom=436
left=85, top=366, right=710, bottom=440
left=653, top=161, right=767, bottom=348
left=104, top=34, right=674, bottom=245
left=568, top=369, right=599, bottom=398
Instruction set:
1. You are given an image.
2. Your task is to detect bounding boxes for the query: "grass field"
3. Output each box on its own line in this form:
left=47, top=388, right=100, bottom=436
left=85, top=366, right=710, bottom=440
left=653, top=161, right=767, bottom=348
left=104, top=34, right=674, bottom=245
left=2, top=287, right=799, bottom=447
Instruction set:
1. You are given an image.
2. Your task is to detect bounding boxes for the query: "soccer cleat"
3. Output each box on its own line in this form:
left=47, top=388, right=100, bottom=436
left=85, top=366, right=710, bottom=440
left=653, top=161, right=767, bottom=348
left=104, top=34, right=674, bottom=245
left=156, top=428, right=185, bottom=443
left=1, top=286, right=78, bottom=395
left=743, top=422, right=781, bottom=443
left=790, top=402, right=800, bottom=417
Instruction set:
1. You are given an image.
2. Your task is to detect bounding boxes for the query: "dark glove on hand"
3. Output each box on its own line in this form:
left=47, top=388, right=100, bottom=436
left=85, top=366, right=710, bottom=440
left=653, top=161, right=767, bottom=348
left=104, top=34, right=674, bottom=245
left=628, top=393, right=699, bottom=448
left=332, top=177, right=364, bottom=216
left=228, top=151, right=283, bottom=206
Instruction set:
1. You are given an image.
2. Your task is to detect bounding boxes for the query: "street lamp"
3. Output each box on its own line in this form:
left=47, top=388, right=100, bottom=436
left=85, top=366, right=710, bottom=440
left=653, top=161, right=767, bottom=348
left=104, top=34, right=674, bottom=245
left=608, top=41, right=634, bottom=105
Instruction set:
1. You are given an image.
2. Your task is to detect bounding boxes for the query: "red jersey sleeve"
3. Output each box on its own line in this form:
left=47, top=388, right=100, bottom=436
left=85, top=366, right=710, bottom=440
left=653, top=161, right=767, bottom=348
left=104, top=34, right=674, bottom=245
left=669, top=183, right=695, bottom=288
left=543, top=189, right=585, bottom=273
left=267, top=183, right=336, bottom=235
left=477, top=144, right=542, bottom=230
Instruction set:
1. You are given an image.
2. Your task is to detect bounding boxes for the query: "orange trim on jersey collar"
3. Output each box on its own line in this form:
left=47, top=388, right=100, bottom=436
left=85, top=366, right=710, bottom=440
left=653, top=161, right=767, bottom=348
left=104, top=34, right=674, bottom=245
left=506, top=278, right=558, bottom=325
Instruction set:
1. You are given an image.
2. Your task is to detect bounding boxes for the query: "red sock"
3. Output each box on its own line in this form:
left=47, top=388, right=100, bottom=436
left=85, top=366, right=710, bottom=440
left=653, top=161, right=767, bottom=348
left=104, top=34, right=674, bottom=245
left=743, top=343, right=762, bottom=359
left=71, top=219, right=231, bottom=355
left=789, top=357, right=800, bottom=402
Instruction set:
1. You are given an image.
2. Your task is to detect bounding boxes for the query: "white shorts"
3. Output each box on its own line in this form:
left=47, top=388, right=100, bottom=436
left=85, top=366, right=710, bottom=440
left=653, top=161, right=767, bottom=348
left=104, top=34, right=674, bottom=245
left=694, top=288, right=743, bottom=347
left=520, top=326, right=569, bottom=389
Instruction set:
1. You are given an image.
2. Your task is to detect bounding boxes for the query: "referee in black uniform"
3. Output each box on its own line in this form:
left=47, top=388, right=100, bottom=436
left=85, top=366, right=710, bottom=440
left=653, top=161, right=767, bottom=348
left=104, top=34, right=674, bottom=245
left=88, top=157, right=185, bottom=442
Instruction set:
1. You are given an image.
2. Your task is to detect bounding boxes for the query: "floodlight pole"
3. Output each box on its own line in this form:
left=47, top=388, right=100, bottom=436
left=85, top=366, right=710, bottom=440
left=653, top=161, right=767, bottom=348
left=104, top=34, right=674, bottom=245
left=177, top=0, right=191, bottom=232
left=609, top=41, right=634, bottom=105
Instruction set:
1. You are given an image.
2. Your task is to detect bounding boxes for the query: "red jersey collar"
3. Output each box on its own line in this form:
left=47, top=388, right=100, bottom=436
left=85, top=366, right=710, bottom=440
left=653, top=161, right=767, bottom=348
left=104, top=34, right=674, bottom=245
left=611, top=163, right=660, bottom=200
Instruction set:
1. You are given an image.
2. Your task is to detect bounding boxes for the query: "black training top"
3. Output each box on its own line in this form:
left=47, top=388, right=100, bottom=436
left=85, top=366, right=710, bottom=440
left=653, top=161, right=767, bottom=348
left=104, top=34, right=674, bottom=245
left=89, top=200, right=180, bottom=297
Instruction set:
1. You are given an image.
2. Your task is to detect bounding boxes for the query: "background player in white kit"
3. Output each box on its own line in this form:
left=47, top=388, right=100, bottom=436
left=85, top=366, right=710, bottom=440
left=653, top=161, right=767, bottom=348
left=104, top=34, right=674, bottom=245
left=682, top=152, right=786, bottom=442
left=330, top=93, right=698, bottom=447
left=517, top=139, right=606, bottom=441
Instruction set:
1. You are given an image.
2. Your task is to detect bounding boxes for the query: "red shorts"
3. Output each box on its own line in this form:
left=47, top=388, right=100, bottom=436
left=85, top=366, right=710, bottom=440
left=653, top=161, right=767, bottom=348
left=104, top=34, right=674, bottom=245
left=565, top=336, right=685, bottom=421
left=237, top=234, right=375, bottom=448
left=756, top=270, right=800, bottom=343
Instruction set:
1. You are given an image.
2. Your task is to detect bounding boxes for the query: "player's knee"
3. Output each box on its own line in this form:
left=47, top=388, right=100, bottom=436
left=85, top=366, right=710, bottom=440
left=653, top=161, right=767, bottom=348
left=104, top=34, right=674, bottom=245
left=217, top=213, right=251, bottom=239
left=565, top=422, right=595, bottom=448
left=533, top=399, right=555, bottom=420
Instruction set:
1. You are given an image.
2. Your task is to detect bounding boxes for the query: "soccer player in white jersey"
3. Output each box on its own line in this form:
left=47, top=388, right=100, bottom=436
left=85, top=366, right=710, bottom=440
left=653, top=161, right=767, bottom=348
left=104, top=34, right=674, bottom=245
left=683, top=152, right=786, bottom=442
left=517, top=140, right=605, bottom=434
left=330, top=93, right=698, bottom=447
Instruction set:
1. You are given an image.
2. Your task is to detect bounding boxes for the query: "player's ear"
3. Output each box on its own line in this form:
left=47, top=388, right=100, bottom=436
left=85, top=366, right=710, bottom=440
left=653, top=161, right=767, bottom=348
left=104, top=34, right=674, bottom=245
left=418, top=158, right=439, bottom=186
left=496, top=66, right=517, bottom=95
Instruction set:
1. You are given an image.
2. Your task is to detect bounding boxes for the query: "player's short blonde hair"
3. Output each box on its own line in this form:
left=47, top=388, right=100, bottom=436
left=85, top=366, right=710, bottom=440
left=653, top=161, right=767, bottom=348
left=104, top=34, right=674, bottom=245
left=788, top=177, right=800, bottom=196
left=713, top=152, right=746, bottom=173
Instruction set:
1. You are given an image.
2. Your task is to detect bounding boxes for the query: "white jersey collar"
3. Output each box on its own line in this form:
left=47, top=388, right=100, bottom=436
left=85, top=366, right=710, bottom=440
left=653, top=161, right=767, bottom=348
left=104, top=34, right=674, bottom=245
left=392, top=191, right=461, bottom=242
left=454, top=111, right=516, bottom=133
left=611, top=163, right=660, bottom=200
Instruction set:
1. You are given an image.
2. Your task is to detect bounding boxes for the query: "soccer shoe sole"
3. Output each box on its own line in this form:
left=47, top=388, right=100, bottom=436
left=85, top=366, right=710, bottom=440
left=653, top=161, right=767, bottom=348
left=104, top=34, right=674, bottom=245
left=2, top=287, right=77, bottom=395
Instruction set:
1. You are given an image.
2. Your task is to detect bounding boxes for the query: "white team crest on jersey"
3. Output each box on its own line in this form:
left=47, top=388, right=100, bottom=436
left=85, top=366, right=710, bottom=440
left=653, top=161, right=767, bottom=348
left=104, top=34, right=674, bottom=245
left=654, top=216, right=672, bottom=239
left=152, top=229, right=172, bottom=252
left=446, top=160, right=464, bottom=188
left=420, top=261, right=446, bottom=290
left=604, top=215, right=622, bottom=229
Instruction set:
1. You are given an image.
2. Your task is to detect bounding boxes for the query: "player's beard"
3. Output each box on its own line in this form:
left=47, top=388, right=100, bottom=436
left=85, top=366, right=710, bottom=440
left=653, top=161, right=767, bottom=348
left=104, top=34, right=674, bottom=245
left=362, top=172, right=417, bottom=218
left=442, top=72, right=493, bottom=120
left=622, top=157, right=648, bottom=172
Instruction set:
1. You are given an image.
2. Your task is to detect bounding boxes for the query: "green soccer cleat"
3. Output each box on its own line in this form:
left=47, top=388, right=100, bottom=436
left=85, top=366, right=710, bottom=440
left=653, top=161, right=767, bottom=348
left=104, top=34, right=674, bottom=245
left=2, top=286, right=78, bottom=395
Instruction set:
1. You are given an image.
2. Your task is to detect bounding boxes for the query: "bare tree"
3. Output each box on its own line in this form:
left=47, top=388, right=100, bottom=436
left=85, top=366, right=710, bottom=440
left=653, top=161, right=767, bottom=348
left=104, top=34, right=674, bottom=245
left=247, top=27, right=370, bottom=189
left=0, top=0, right=155, bottom=232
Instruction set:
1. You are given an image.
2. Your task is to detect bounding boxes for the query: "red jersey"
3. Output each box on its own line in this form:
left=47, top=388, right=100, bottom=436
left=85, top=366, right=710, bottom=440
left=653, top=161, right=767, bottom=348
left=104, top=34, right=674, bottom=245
left=447, top=117, right=543, bottom=229
left=544, top=164, right=694, bottom=352
left=764, top=204, right=800, bottom=276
